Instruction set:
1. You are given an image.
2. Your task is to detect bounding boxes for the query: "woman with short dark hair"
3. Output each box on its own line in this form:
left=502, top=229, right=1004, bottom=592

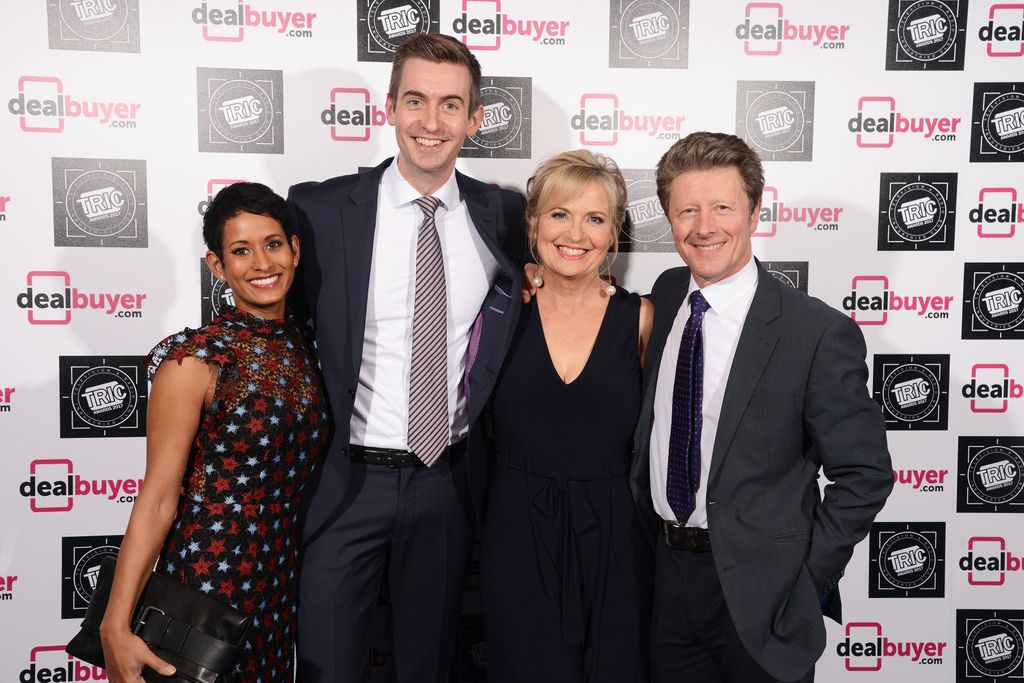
left=99, top=182, right=328, bottom=683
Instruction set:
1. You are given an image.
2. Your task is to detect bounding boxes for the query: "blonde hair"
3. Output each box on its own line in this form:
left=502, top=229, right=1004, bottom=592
left=525, top=150, right=627, bottom=263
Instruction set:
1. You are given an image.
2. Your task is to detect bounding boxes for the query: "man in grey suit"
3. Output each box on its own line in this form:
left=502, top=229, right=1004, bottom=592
left=630, top=131, right=893, bottom=682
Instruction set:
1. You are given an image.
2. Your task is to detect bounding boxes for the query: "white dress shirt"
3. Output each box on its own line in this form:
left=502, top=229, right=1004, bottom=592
left=349, top=158, right=499, bottom=449
left=650, top=258, right=759, bottom=528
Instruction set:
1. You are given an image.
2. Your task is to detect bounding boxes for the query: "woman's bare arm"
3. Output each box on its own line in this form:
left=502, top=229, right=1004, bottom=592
left=98, top=357, right=214, bottom=683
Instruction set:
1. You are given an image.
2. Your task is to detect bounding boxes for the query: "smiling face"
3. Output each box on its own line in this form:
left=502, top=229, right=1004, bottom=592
left=533, top=181, right=615, bottom=282
left=666, top=166, right=760, bottom=288
left=386, top=57, right=483, bottom=195
left=206, top=212, right=299, bottom=320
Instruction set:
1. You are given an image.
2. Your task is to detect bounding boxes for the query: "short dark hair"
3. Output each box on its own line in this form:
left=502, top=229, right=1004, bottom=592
left=388, top=33, right=482, bottom=113
left=655, top=132, right=765, bottom=215
left=202, top=182, right=294, bottom=258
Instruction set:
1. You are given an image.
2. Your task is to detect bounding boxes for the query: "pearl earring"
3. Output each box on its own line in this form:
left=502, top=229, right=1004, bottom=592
left=605, top=282, right=616, bottom=296
left=531, top=265, right=543, bottom=288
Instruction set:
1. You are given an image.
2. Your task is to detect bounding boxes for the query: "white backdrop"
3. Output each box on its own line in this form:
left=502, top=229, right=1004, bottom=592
left=2, top=1, right=1023, bottom=681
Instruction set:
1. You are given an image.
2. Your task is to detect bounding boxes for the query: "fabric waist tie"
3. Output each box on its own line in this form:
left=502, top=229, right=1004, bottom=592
left=494, top=452, right=625, bottom=662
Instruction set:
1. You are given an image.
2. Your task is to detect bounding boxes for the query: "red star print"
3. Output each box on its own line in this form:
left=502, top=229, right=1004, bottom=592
left=191, top=557, right=213, bottom=577
left=218, top=579, right=236, bottom=599
left=147, top=311, right=331, bottom=680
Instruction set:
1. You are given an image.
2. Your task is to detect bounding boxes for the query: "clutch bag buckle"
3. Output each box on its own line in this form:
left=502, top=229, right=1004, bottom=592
left=133, top=605, right=166, bottom=635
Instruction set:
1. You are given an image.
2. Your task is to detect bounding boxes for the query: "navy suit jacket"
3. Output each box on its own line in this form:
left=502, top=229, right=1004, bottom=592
left=631, top=262, right=893, bottom=681
left=288, top=158, right=526, bottom=544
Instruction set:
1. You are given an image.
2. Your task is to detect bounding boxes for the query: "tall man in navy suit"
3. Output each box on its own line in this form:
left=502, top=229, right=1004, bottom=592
left=288, top=34, right=526, bottom=682
left=630, top=132, right=893, bottom=682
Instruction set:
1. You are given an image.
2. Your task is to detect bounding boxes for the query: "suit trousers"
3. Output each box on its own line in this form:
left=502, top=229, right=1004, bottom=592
left=297, top=452, right=475, bottom=682
left=652, top=538, right=815, bottom=683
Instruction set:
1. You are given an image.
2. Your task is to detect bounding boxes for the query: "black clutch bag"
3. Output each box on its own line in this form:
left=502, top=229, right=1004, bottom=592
left=66, top=556, right=253, bottom=683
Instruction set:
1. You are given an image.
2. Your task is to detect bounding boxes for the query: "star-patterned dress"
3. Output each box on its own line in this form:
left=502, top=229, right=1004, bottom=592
left=146, top=306, right=328, bottom=682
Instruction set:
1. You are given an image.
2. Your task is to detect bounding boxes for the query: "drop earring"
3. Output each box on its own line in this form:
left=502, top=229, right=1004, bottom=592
left=600, top=261, right=616, bottom=296
left=531, top=265, right=544, bottom=289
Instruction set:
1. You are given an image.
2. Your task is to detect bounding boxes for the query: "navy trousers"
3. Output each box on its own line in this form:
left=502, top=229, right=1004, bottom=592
left=298, top=451, right=475, bottom=682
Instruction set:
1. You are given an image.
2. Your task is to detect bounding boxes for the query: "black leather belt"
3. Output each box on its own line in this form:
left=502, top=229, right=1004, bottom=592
left=663, top=521, right=712, bottom=552
left=349, top=440, right=466, bottom=468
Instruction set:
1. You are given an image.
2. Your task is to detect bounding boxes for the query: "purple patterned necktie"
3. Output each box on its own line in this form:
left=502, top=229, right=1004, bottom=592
left=666, top=289, right=710, bottom=523
left=407, top=195, right=449, bottom=467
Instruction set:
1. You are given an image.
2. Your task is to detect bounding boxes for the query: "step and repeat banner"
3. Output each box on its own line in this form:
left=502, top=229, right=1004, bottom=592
left=1, top=1, right=1023, bottom=681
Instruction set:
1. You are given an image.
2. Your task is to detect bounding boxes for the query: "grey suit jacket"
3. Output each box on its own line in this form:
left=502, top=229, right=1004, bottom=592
left=631, top=262, right=893, bottom=681
left=288, top=159, right=526, bottom=545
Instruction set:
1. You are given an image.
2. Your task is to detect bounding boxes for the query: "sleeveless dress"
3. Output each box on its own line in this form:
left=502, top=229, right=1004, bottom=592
left=481, top=288, right=652, bottom=683
left=146, top=306, right=329, bottom=683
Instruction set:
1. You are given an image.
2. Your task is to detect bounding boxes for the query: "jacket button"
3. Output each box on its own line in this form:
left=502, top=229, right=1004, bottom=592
left=347, top=387, right=356, bottom=399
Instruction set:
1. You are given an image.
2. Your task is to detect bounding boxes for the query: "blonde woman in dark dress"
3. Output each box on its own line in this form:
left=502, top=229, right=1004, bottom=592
left=481, top=151, right=654, bottom=682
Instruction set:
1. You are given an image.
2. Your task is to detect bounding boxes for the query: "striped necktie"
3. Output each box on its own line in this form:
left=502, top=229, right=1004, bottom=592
left=407, top=195, right=449, bottom=467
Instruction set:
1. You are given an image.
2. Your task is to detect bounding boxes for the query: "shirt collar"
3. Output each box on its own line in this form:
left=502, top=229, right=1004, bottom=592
left=688, top=257, right=759, bottom=315
left=381, top=156, right=460, bottom=212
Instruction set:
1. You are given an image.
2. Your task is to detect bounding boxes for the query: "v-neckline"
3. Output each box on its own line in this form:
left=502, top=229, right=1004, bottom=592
left=535, top=291, right=615, bottom=386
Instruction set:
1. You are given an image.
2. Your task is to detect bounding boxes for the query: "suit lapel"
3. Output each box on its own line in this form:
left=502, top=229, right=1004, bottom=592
left=458, top=172, right=515, bottom=277
left=708, top=266, right=781, bottom=487
left=642, top=273, right=690, bottom=409
left=340, top=161, right=387, bottom=378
